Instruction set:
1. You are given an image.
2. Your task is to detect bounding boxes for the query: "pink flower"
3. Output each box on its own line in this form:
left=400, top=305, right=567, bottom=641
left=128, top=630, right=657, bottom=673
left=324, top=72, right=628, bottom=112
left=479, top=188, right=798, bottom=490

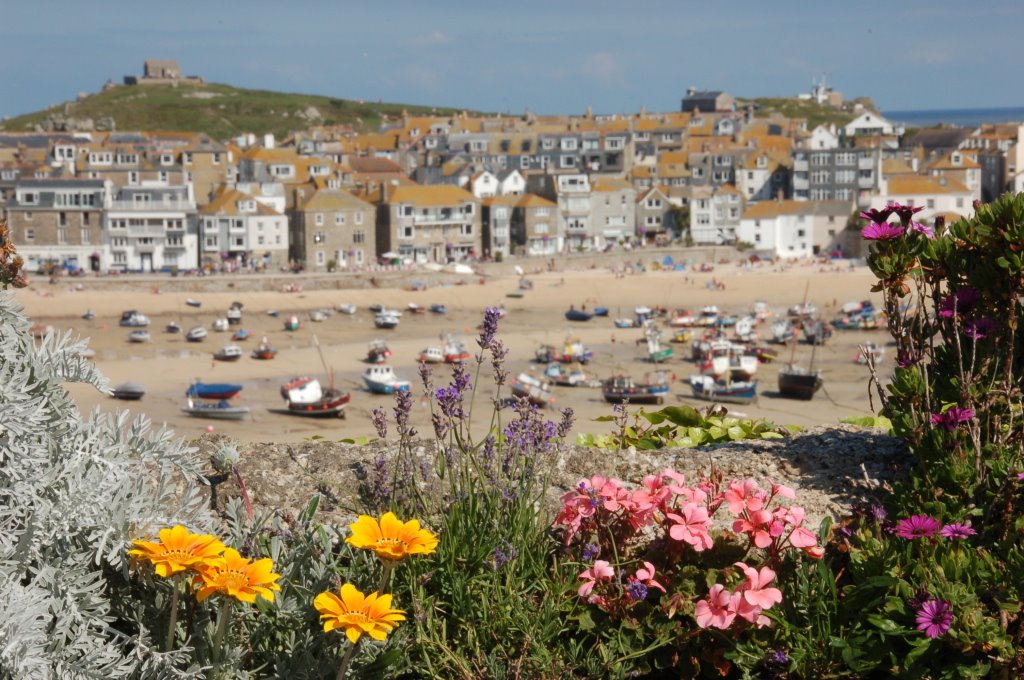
left=908, top=221, right=936, bottom=238
left=723, top=479, right=764, bottom=514
left=915, top=598, right=953, bottom=638
left=667, top=503, right=714, bottom=551
left=939, top=522, right=976, bottom=539
left=577, top=560, right=614, bottom=600
left=860, top=206, right=896, bottom=223
left=735, top=562, right=783, bottom=610
left=893, top=514, right=941, bottom=539
left=930, top=406, right=974, bottom=432
left=788, top=527, right=819, bottom=549
left=769, top=480, right=796, bottom=501
left=887, top=201, right=924, bottom=223
left=694, top=584, right=739, bottom=629
left=861, top=222, right=906, bottom=240
left=804, top=546, right=826, bottom=559
left=938, top=287, right=981, bottom=319
left=733, top=508, right=774, bottom=548
left=632, top=561, right=666, bottom=593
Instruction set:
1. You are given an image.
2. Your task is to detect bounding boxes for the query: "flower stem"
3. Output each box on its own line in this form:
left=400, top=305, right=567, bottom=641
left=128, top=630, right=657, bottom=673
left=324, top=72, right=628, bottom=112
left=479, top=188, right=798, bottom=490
left=335, top=639, right=361, bottom=680
left=164, top=577, right=180, bottom=652
left=211, top=598, right=232, bottom=664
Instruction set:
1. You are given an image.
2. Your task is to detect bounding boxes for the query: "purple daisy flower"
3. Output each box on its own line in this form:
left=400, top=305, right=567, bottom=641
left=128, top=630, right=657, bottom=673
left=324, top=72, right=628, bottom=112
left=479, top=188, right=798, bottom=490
left=893, top=514, right=941, bottom=539
left=930, top=406, right=974, bottom=432
left=907, top=221, right=936, bottom=239
left=938, top=287, right=981, bottom=319
left=860, top=206, right=896, bottom=223
left=939, top=522, right=977, bottom=539
left=861, top=222, right=906, bottom=240
left=964, top=317, right=995, bottom=340
left=887, top=201, right=925, bottom=223
left=914, top=598, right=953, bottom=638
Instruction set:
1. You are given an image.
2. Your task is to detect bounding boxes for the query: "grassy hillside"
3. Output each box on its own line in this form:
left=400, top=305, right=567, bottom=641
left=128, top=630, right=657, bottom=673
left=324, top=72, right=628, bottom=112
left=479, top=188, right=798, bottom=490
left=741, top=97, right=862, bottom=130
left=0, top=82, right=470, bottom=140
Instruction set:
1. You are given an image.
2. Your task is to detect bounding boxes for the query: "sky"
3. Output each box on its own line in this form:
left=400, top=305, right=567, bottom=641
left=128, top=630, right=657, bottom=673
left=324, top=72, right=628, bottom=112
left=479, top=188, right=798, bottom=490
left=2, top=1, right=1023, bottom=120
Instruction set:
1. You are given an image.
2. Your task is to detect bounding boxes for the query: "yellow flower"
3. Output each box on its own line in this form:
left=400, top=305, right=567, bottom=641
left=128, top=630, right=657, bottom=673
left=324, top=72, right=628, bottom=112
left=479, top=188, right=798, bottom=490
left=128, top=525, right=226, bottom=578
left=346, top=512, right=439, bottom=562
left=194, top=548, right=281, bottom=604
left=314, top=583, right=406, bottom=644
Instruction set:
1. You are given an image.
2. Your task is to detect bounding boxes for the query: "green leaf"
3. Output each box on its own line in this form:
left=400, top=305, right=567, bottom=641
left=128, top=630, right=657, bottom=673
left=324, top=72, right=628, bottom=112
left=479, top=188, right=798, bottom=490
left=658, top=405, right=702, bottom=427
left=727, top=426, right=745, bottom=440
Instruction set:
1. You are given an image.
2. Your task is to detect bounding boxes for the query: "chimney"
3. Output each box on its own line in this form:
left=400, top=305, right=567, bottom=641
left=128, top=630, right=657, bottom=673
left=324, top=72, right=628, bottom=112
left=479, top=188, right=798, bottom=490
left=263, top=133, right=275, bottom=149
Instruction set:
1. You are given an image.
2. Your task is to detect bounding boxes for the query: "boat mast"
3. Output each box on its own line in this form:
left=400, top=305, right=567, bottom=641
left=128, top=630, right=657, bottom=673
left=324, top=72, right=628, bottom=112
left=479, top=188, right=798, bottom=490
left=312, top=334, right=335, bottom=388
left=786, top=280, right=811, bottom=368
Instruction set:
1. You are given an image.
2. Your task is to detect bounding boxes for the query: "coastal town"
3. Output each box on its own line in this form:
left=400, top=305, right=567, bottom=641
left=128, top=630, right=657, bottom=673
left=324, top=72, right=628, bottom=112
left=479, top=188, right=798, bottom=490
left=1, top=60, right=1022, bottom=276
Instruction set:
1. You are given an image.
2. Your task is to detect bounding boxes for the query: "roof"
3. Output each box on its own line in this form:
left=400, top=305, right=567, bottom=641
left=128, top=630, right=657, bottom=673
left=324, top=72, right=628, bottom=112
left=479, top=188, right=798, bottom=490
left=887, top=175, right=970, bottom=195
left=882, top=158, right=917, bottom=175
left=481, top=195, right=522, bottom=207
left=741, top=199, right=852, bottom=220
left=299, top=189, right=374, bottom=212
left=591, top=177, right=633, bottom=193
left=199, top=188, right=282, bottom=216
left=516, top=194, right=556, bottom=209
left=388, top=184, right=477, bottom=206
left=349, top=157, right=404, bottom=174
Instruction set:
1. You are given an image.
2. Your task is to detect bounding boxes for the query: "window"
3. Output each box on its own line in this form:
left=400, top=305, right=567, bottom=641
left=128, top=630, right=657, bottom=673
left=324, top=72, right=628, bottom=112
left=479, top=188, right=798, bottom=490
left=128, top=171, right=139, bottom=185
left=313, top=231, right=325, bottom=244
left=212, top=153, right=221, bottom=165
left=316, top=251, right=325, bottom=265
left=315, top=213, right=324, bottom=226
left=335, top=213, right=345, bottom=225
left=353, top=231, right=366, bottom=244
left=83, top=212, right=90, bottom=226
left=233, top=237, right=244, bottom=247
left=460, top=224, right=473, bottom=236
left=113, top=252, right=126, bottom=264
left=400, top=226, right=414, bottom=239
left=25, top=212, right=33, bottom=221
left=797, top=229, right=806, bottom=237
left=927, top=199, right=935, bottom=209
left=560, top=138, right=578, bottom=151
left=696, top=215, right=710, bottom=225
left=956, top=197, right=964, bottom=208
left=22, top=192, right=38, bottom=205
left=535, top=223, right=549, bottom=234
left=535, top=207, right=550, bottom=217
left=402, top=205, right=414, bottom=217
left=24, top=228, right=34, bottom=241
left=754, top=234, right=761, bottom=243
left=159, top=171, right=169, bottom=183
left=257, top=236, right=265, bottom=245
left=57, top=229, right=68, bottom=245
left=59, top=212, right=67, bottom=227
left=645, top=198, right=662, bottom=209
left=355, top=249, right=364, bottom=264
left=692, top=167, right=704, bottom=178
left=541, top=138, right=555, bottom=150
left=205, top=236, right=217, bottom=248
left=355, top=212, right=363, bottom=225
left=559, top=156, right=576, bottom=168
left=111, top=237, right=127, bottom=247
left=81, top=228, right=90, bottom=244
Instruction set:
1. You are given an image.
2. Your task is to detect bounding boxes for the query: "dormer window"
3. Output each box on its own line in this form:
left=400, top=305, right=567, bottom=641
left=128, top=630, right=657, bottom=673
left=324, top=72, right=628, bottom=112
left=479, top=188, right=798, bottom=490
left=161, top=153, right=174, bottom=165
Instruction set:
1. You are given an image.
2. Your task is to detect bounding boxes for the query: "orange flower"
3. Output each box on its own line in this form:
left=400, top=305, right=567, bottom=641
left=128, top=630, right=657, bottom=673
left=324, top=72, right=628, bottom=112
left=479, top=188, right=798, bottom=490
left=194, top=548, right=281, bottom=604
left=346, top=512, right=439, bottom=562
left=128, top=525, right=226, bottom=578
left=314, top=583, right=406, bottom=644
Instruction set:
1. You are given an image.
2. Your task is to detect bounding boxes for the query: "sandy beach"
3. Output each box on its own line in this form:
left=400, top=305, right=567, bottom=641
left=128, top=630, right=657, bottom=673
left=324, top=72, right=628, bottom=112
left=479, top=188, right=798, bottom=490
left=12, top=257, right=888, bottom=443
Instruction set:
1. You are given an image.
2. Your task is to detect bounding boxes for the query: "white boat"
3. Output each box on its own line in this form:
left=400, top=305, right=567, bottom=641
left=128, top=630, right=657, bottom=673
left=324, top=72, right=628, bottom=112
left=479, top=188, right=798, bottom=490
left=309, top=310, right=327, bottom=323
left=111, top=381, right=146, bottom=400
left=186, top=326, right=208, bottom=342
left=752, top=301, right=773, bottom=320
left=362, top=365, right=411, bottom=394
left=181, top=398, right=250, bottom=420
left=211, top=318, right=230, bottom=332
left=337, top=303, right=357, bottom=315
left=709, top=352, right=759, bottom=380
left=82, top=309, right=95, bottom=320
left=418, top=346, right=445, bottom=364
left=226, top=307, right=243, bottom=325
left=128, top=329, right=151, bottom=343
left=213, top=344, right=244, bottom=362
left=374, top=310, right=401, bottom=329
left=510, top=372, right=556, bottom=408
left=165, top=321, right=182, bottom=334
left=119, top=311, right=150, bottom=327
left=733, top=316, right=757, bottom=341
left=185, top=298, right=203, bottom=308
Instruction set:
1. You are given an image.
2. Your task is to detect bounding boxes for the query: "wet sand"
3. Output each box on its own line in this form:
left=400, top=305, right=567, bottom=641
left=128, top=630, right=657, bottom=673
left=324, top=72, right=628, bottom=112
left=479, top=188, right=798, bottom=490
left=13, top=261, right=888, bottom=443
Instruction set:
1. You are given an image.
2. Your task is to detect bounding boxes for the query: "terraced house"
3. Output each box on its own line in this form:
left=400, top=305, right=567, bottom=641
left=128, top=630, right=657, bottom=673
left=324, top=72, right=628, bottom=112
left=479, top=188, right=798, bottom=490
left=198, top=188, right=289, bottom=270
left=290, top=189, right=376, bottom=270
left=3, top=178, right=108, bottom=272
left=103, top=184, right=197, bottom=272
left=376, top=185, right=480, bottom=263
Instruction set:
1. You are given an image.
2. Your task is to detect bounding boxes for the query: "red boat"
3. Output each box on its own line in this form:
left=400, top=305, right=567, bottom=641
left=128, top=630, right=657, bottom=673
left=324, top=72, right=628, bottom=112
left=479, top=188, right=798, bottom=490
left=279, top=377, right=350, bottom=417
left=367, top=339, right=392, bottom=364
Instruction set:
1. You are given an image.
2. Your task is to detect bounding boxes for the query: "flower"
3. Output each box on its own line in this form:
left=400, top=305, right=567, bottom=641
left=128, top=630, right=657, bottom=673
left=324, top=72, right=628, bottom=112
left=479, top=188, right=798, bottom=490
left=626, top=581, right=648, bottom=601
left=914, top=598, right=953, bottom=638
left=194, top=548, right=281, bottom=603
left=347, top=512, right=439, bottom=562
left=667, top=502, right=714, bottom=551
left=694, top=584, right=739, bottom=629
left=938, top=287, right=981, bottom=318
left=861, top=222, right=906, bottom=240
left=128, top=525, right=226, bottom=578
left=964, top=317, right=995, bottom=340
left=859, top=206, right=896, bottom=223
left=735, top=562, right=783, bottom=611
left=477, top=306, right=502, bottom=351
left=907, top=221, right=936, bottom=238
left=632, top=561, right=666, bottom=594
left=314, top=583, right=406, bottom=644
left=893, top=514, right=942, bottom=540
left=887, top=201, right=924, bottom=223
left=930, top=406, right=974, bottom=432
left=577, top=560, right=614, bottom=600
left=939, top=522, right=977, bottom=539
left=581, top=544, right=600, bottom=561
left=371, top=406, right=388, bottom=439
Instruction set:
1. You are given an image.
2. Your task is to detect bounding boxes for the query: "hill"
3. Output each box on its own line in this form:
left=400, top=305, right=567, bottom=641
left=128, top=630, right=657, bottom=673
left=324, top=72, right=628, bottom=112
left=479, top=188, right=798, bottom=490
left=741, top=97, right=863, bottom=130
left=0, top=82, right=471, bottom=140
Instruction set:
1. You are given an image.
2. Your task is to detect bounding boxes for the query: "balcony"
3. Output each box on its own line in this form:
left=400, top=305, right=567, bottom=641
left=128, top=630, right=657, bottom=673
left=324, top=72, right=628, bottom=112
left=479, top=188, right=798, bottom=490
left=793, top=178, right=809, bottom=190
left=794, top=159, right=808, bottom=172
left=858, top=177, right=876, bottom=189
left=108, top=199, right=195, bottom=212
left=127, top=224, right=168, bottom=238
left=412, top=213, right=467, bottom=225
left=858, top=157, right=875, bottom=170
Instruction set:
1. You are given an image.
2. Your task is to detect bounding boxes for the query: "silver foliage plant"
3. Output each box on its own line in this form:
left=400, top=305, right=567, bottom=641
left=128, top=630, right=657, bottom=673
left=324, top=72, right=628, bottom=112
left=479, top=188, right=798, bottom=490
left=0, top=293, right=212, bottom=678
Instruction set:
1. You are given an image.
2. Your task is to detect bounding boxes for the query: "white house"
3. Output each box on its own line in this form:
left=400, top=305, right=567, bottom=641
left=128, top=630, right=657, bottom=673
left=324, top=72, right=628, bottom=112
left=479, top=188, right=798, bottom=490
left=554, top=173, right=594, bottom=251
left=469, top=171, right=499, bottom=198
left=878, top=176, right=973, bottom=224
left=103, top=184, right=198, bottom=272
left=198, top=188, right=289, bottom=269
left=738, top=200, right=852, bottom=259
left=804, top=124, right=839, bottom=150
left=690, top=184, right=743, bottom=244
left=496, top=169, right=526, bottom=196
left=844, top=112, right=895, bottom=137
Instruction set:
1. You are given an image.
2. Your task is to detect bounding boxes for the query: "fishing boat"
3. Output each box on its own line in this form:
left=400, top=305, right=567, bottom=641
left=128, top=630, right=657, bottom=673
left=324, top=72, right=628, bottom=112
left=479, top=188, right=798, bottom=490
left=309, top=310, right=327, bottom=323
left=368, top=303, right=384, bottom=313
left=232, top=329, right=251, bottom=341
left=165, top=321, right=182, bottom=334
left=752, top=346, right=779, bottom=363
left=362, top=365, right=411, bottom=394
left=252, top=337, right=277, bottom=360
left=670, top=328, right=694, bottom=343
left=337, top=303, right=357, bottom=315
left=267, top=309, right=280, bottom=317
left=185, top=326, right=208, bottom=342
left=668, top=309, right=698, bottom=327
left=614, top=318, right=635, bottom=329
left=185, top=298, right=202, bottom=308
left=788, top=302, right=817, bottom=317
left=407, top=303, right=425, bottom=315
left=110, top=381, right=146, bottom=400
left=855, top=342, right=886, bottom=365
left=802, top=319, right=833, bottom=346
left=688, top=375, right=758, bottom=405
left=602, top=374, right=667, bottom=405
left=565, top=307, right=594, bottom=322
left=593, top=306, right=609, bottom=317
left=442, top=335, right=472, bottom=364
left=82, top=309, right=95, bottom=320
left=181, top=398, right=250, bottom=420
left=367, top=339, right=392, bottom=364
left=284, top=315, right=301, bottom=331
left=128, top=329, right=151, bottom=343
left=226, top=307, right=243, bottom=325
left=706, top=349, right=759, bottom=381
left=119, top=310, right=150, bottom=327
left=771, top=319, right=795, bottom=344
left=733, top=317, right=757, bottom=342
left=278, top=377, right=351, bottom=418
left=544, top=362, right=590, bottom=387
left=777, top=366, right=823, bottom=400
left=418, top=346, right=444, bottom=364
left=642, top=325, right=673, bottom=363
left=541, top=337, right=594, bottom=364
left=186, top=382, right=243, bottom=400
left=509, top=372, right=556, bottom=408
left=751, top=301, right=773, bottom=321
left=374, top=310, right=401, bottom=329
left=429, top=304, right=448, bottom=314
left=211, top=318, right=229, bottom=332
left=213, top=344, right=244, bottom=362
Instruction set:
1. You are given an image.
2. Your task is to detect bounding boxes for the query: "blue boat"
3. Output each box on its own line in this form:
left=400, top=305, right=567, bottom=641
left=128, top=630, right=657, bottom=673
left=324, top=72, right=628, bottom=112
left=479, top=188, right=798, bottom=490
left=429, top=304, right=448, bottom=314
left=593, top=306, right=609, bottom=317
left=688, top=375, right=758, bottom=405
left=185, top=382, right=243, bottom=400
left=362, top=365, right=411, bottom=394
left=565, top=308, right=594, bottom=322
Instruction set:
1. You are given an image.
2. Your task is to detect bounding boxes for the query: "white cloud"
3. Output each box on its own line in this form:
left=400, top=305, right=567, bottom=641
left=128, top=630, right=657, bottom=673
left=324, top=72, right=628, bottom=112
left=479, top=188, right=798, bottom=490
left=581, top=52, right=624, bottom=86
left=411, top=30, right=452, bottom=46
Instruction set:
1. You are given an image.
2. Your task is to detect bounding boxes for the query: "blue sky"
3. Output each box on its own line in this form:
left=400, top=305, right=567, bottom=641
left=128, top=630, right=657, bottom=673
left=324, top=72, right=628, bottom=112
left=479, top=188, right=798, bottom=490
left=2, top=1, right=1022, bottom=120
